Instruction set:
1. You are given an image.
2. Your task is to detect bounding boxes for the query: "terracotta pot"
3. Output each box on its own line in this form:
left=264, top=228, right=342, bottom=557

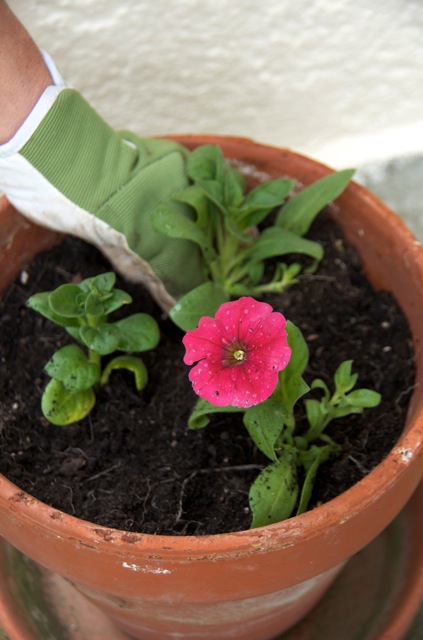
left=0, top=136, right=422, bottom=640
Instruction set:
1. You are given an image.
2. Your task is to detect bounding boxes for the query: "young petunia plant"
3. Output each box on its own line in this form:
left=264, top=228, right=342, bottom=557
left=27, top=272, right=160, bottom=426
left=152, top=144, right=354, bottom=331
left=183, top=298, right=382, bottom=529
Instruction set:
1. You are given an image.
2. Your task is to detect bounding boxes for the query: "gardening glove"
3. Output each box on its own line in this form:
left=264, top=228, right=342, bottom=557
left=0, top=52, right=206, bottom=312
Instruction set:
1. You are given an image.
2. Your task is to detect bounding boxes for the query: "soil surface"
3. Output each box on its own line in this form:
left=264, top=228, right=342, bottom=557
left=0, top=214, right=415, bottom=535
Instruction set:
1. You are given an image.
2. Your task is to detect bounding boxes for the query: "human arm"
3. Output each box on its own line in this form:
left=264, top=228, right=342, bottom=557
left=0, top=0, right=52, bottom=143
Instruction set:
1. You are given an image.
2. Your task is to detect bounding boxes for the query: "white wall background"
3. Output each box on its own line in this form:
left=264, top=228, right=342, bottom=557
left=9, top=0, right=423, bottom=169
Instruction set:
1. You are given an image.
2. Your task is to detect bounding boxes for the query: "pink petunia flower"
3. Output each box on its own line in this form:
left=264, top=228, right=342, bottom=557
left=183, top=297, right=291, bottom=408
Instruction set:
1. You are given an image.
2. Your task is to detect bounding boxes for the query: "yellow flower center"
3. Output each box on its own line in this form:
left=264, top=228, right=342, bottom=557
left=223, top=340, right=247, bottom=367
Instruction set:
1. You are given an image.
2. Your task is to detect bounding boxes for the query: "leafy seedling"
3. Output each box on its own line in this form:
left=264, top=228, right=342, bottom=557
left=28, top=272, right=159, bottom=425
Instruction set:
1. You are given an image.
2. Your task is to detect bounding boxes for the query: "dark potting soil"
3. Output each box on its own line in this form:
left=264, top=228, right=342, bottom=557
left=0, top=215, right=415, bottom=535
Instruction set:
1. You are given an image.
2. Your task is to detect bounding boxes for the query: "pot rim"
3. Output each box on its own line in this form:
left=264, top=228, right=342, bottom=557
left=1, top=135, right=422, bottom=558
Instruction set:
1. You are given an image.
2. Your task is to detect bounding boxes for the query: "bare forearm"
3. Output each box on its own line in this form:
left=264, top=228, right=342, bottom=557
left=0, top=1, right=52, bottom=143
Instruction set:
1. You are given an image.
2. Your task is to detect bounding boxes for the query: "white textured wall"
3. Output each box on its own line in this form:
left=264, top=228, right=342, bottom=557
left=9, top=0, right=423, bottom=168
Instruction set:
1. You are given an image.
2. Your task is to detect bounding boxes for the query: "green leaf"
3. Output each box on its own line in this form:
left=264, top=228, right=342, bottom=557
left=169, top=282, right=229, bottom=331
left=41, top=379, right=96, bottom=426
left=247, top=262, right=265, bottom=286
left=48, top=284, right=85, bottom=318
left=236, top=204, right=281, bottom=231
left=334, top=360, right=358, bottom=394
left=243, top=399, right=287, bottom=461
left=114, top=313, right=160, bottom=352
left=151, top=202, right=216, bottom=262
left=44, top=345, right=100, bottom=392
left=27, top=292, right=80, bottom=328
left=283, top=321, right=309, bottom=378
left=79, top=272, right=116, bottom=294
left=245, top=178, right=294, bottom=207
left=345, top=389, right=382, bottom=408
left=310, top=378, right=331, bottom=399
left=90, top=272, right=116, bottom=294
left=195, top=180, right=226, bottom=211
left=249, top=454, right=299, bottom=528
left=84, top=292, right=105, bottom=317
left=223, top=167, right=245, bottom=208
left=101, top=356, right=148, bottom=391
left=328, top=404, right=364, bottom=420
left=244, top=227, right=324, bottom=263
left=278, top=262, right=302, bottom=286
left=187, top=145, right=246, bottom=210
left=240, top=179, right=295, bottom=228
left=80, top=324, right=120, bottom=355
left=275, top=169, right=355, bottom=236
left=101, top=289, right=132, bottom=315
left=304, top=398, right=324, bottom=432
left=188, top=398, right=243, bottom=429
left=297, top=445, right=333, bottom=515
left=276, top=323, right=310, bottom=415
left=280, top=372, right=310, bottom=415
left=172, top=185, right=210, bottom=230
left=187, top=145, right=224, bottom=182
left=224, top=215, right=255, bottom=244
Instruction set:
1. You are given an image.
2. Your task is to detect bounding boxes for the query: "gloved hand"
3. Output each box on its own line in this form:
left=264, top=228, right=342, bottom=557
left=0, top=52, right=206, bottom=311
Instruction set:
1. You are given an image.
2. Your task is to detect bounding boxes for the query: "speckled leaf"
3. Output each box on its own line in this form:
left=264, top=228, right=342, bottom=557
left=41, top=379, right=96, bottom=426
left=44, top=344, right=100, bottom=392
left=249, top=455, right=299, bottom=528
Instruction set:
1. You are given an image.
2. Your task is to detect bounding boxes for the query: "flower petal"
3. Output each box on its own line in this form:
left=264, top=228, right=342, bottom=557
left=189, top=361, right=236, bottom=406
left=182, top=316, right=224, bottom=365
left=189, top=359, right=280, bottom=408
left=246, top=314, right=291, bottom=371
left=215, top=296, right=274, bottom=344
left=235, top=364, right=280, bottom=406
